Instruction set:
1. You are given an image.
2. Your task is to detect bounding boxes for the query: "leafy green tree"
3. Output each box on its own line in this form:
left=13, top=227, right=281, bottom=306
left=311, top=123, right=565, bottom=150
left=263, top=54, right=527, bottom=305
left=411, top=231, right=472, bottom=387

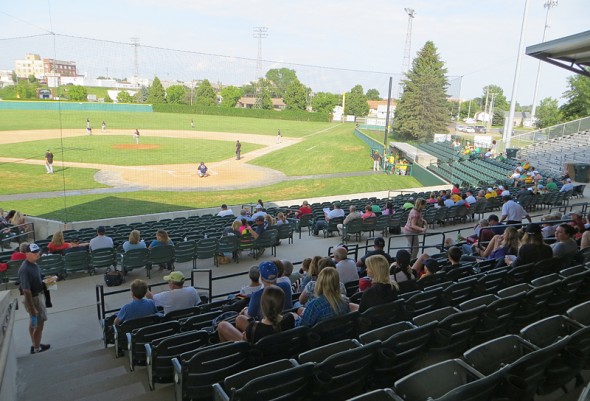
left=220, top=85, right=243, bottom=108
left=481, top=84, right=508, bottom=111
left=10, top=71, right=16, bottom=83
left=284, top=79, right=307, bottom=111
left=147, top=76, right=166, bottom=104
left=240, top=82, right=257, bottom=97
left=312, top=92, right=341, bottom=114
left=366, top=88, right=381, bottom=100
left=195, top=79, right=217, bottom=106
left=117, top=91, right=134, bottom=103
left=15, top=80, right=36, bottom=99
left=265, top=68, right=298, bottom=98
left=166, top=85, right=187, bottom=104
left=28, top=74, right=37, bottom=83
left=104, top=93, right=113, bottom=103
left=344, top=85, right=369, bottom=117
left=458, top=99, right=482, bottom=119
left=392, top=41, right=449, bottom=141
left=133, top=86, right=149, bottom=103
left=536, top=97, right=563, bottom=128
left=560, top=72, right=590, bottom=120
left=492, top=109, right=505, bottom=126
left=68, top=85, right=88, bottom=101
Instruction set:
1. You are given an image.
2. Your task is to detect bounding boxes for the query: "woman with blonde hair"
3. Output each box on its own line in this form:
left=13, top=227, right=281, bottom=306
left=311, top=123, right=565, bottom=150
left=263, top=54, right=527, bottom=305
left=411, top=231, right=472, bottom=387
left=48, top=231, right=70, bottom=254
left=298, top=267, right=350, bottom=327
left=403, top=198, right=427, bottom=259
left=299, top=257, right=345, bottom=306
left=357, top=255, right=398, bottom=312
left=123, top=230, right=146, bottom=252
left=478, top=226, right=519, bottom=260
left=275, top=212, right=287, bottom=225
left=149, top=229, right=174, bottom=270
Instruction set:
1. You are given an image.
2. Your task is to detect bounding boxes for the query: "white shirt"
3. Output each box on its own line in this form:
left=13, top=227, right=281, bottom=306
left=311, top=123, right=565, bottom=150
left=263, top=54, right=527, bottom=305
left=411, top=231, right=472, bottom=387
left=153, top=286, right=201, bottom=314
left=465, top=195, right=477, bottom=204
left=501, top=200, right=527, bottom=222
left=560, top=183, right=574, bottom=192
left=327, top=208, right=345, bottom=220
left=89, top=235, right=114, bottom=250
left=217, top=209, right=235, bottom=217
left=336, top=259, right=360, bottom=284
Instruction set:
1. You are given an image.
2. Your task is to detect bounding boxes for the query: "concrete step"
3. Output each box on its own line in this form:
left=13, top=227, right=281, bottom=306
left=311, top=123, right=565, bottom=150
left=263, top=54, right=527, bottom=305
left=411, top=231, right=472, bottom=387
left=17, top=339, right=174, bottom=401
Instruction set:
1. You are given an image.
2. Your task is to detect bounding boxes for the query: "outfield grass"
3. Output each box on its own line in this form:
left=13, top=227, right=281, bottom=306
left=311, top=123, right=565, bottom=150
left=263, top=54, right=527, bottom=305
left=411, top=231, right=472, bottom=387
left=6, top=174, right=421, bottom=222
left=0, top=110, right=333, bottom=137
left=0, top=135, right=262, bottom=165
left=250, top=124, right=374, bottom=175
left=0, top=164, right=107, bottom=194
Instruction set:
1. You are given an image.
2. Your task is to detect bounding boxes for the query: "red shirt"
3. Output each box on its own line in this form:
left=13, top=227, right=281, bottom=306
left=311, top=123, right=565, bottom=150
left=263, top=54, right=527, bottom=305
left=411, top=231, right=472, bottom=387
left=48, top=242, right=70, bottom=254
left=298, top=205, right=312, bottom=215
left=10, top=252, right=26, bottom=261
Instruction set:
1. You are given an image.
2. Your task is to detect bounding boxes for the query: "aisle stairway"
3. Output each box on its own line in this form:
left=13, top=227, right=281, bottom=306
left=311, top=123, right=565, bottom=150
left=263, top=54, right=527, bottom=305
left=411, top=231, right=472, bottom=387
left=17, top=339, right=174, bottom=401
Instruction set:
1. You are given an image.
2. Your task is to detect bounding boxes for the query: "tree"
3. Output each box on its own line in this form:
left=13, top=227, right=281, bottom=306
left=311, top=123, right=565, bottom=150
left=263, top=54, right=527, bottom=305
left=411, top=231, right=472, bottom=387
left=492, top=109, right=505, bottom=126
left=117, top=91, right=134, bottom=103
left=283, top=79, right=307, bottom=111
left=104, top=93, right=113, bottom=103
left=195, top=79, right=217, bottom=106
left=133, top=86, right=149, bottom=103
left=166, top=85, right=187, bottom=104
left=481, top=84, right=508, bottom=111
left=392, top=41, right=449, bottom=141
left=220, top=85, right=243, bottom=108
left=147, top=76, right=166, bottom=104
left=366, top=88, right=381, bottom=100
left=312, top=92, right=340, bottom=114
left=15, top=80, right=36, bottom=99
left=560, top=72, right=590, bottom=120
left=68, top=85, right=87, bottom=101
left=536, top=97, right=563, bottom=128
left=265, top=68, right=298, bottom=98
left=344, top=85, right=369, bottom=117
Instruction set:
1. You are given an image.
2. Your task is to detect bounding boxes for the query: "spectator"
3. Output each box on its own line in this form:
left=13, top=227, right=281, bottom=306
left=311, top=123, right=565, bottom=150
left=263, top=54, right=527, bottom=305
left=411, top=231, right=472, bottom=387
left=476, top=226, right=520, bottom=261
left=488, top=214, right=507, bottom=236
left=500, top=194, right=531, bottom=227
left=11, top=242, right=28, bottom=261
left=581, top=231, right=590, bottom=250
left=223, top=220, right=242, bottom=237
left=122, top=230, right=146, bottom=252
left=217, top=204, right=234, bottom=217
left=338, top=205, right=362, bottom=237
left=250, top=204, right=267, bottom=221
left=560, top=178, right=574, bottom=193
left=149, top=229, right=174, bottom=270
left=251, top=215, right=266, bottom=239
left=47, top=231, right=71, bottom=255
left=402, top=197, right=415, bottom=210
left=465, top=191, right=477, bottom=205
left=297, top=267, right=350, bottom=327
left=369, top=200, right=381, bottom=214
left=545, top=177, right=558, bottom=191
left=114, top=279, right=158, bottom=325
left=356, top=255, right=398, bottom=313
left=551, top=224, right=578, bottom=264
left=505, top=223, right=553, bottom=267
left=403, top=198, right=427, bottom=260
left=281, top=259, right=301, bottom=288
left=299, top=257, right=346, bottom=305
left=389, top=249, right=414, bottom=282
left=63, top=237, right=89, bottom=254
left=295, top=201, right=312, bottom=218
left=313, top=203, right=345, bottom=236
left=300, top=256, right=321, bottom=289
left=540, top=214, right=558, bottom=238
left=417, top=258, right=441, bottom=280
left=275, top=212, right=287, bottom=225
left=362, top=205, right=376, bottom=220
left=333, top=246, right=359, bottom=284
left=218, top=285, right=297, bottom=343
left=441, top=246, right=462, bottom=273
left=146, top=271, right=200, bottom=315
left=235, top=209, right=252, bottom=223
left=356, top=237, right=393, bottom=274
left=239, top=265, right=262, bottom=297
left=89, top=226, right=114, bottom=251
left=382, top=201, right=395, bottom=215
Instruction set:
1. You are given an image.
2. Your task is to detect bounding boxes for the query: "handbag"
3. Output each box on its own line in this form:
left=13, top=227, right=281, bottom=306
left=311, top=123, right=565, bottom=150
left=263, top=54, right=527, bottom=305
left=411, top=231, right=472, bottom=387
left=104, top=268, right=123, bottom=287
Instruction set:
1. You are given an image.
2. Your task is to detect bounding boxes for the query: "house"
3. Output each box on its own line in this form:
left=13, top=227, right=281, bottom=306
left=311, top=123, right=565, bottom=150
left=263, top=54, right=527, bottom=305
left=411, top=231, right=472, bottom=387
left=236, top=97, right=286, bottom=110
left=504, top=111, right=529, bottom=127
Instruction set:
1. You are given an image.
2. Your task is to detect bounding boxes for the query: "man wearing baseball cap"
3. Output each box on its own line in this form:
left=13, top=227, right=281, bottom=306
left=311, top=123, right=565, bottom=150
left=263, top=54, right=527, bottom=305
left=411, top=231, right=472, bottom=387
left=356, top=237, right=393, bottom=276
left=18, top=243, right=50, bottom=354
left=145, top=271, right=200, bottom=315
left=236, top=261, right=292, bottom=332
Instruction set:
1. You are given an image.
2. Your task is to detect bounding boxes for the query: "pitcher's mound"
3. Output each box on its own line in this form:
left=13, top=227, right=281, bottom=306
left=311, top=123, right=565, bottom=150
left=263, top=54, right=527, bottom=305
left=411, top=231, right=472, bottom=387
left=112, top=144, right=160, bottom=150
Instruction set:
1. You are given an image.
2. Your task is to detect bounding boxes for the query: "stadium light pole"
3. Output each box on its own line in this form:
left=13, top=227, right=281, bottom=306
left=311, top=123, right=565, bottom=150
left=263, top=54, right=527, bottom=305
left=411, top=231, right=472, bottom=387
left=504, top=0, right=530, bottom=149
left=530, top=0, right=558, bottom=124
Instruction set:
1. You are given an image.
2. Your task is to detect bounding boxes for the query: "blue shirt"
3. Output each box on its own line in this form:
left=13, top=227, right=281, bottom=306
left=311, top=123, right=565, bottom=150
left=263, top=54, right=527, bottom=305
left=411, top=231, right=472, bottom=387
left=247, top=281, right=293, bottom=320
left=149, top=240, right=174, bottom=248
left=298, top=295, right=349, bottom=327
left=117, top=298, right=158, bottom=323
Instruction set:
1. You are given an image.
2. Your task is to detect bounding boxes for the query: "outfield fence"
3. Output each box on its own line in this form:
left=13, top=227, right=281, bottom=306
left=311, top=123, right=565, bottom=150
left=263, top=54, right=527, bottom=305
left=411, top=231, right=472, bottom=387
left=0, top=101, right=152, bottom=112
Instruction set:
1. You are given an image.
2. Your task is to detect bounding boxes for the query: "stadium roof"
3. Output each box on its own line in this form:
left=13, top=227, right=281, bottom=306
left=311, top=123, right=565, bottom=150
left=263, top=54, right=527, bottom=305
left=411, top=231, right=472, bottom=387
left=526, top=30, right=590, bottom=78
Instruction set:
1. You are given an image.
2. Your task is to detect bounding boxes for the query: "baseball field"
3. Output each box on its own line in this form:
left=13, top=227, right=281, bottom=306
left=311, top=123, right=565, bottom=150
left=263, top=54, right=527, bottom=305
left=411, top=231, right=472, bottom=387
left=0, top=108, right=422, bottom=222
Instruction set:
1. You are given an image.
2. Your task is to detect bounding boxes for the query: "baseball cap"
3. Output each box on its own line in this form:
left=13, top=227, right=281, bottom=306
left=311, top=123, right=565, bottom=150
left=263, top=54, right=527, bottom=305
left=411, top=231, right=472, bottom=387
left=538, top=184, right=544, bottom=189
left=374, top=237, right=385, bottom=248
left=163, top=271, right=185, bottom=283
left=487, top=187, right=493, bottom=192
left=566, top=178, right=572, bottom=182
left=525, top=223, right=542, bottom=235
left=255, top=204, right=262, bottom=209
left=259, top=261, right=278, bottom=281
left=97, top=226, right=106, bottom=234
left=408, top=197, right=415, bottom=201
left=498, top=185, right=504, bottom=190
left=533, top=171, right=539, bottom=175
left=255, top=215, right=264, bottom=222
left=423, top=258, right=440, bottom=273
left=26, top=243, right=41, bottom=253
left=488, top=214, right=499, bottom=222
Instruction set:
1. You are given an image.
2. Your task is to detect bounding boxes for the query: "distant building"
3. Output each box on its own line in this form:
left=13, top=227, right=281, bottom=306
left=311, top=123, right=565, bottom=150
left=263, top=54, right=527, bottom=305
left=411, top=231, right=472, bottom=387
left=236, top=97, right=286, bottom=110
left=0, top=70, right=14, bottom=88
left=15, top=53, right=77, bottom=80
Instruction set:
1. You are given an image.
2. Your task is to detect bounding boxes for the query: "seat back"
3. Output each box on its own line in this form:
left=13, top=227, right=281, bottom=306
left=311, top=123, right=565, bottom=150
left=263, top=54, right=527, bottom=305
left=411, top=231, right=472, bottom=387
left=120, top=248, right=149, bottom=274
left=311, top=311, right=359, bottom=346
left=127, top=320, right=180, bottom=370
left=405, top=287, right=443, bottom=317
left=38, top=254, right=64, bottom=277
left=254, top=325, right=310, bottom=363
left=358, top=299, right=407, bottom=333
left=359, top=321, right=416, bottom=344
left=567, top=300, right=590, bottom=326
left=462, top=334, right=537, bottom=376
left=113, top=314, right=161, bottom=356
left=89, top=247, right=117, bottom=270
left=195, top=237, right=217, bottom=261
left=163, top=306, right=202, bottom=321
left=277, top=223, right=294, bottom=243
left=173, top=241, right=196, bottom=266
left=148, top=244, right=175, bottom=265
left=63, top=251, right=91, bottom=274
left=217, top=235, right=239, bottom=255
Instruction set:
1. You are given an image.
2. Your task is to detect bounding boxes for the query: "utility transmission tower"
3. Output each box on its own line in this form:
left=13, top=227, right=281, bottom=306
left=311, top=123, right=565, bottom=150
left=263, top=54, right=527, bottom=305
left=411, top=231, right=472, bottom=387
left=397, top=8, right=415, bottom=98
left=130, top=37, right=140, bottom=86
left=253, top=27, right=269, bottom=109
left=530, top=0, right=558, bottom=123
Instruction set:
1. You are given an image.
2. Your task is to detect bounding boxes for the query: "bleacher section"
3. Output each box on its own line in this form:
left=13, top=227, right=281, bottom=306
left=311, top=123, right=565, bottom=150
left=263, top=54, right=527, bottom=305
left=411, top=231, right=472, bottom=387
left=518, top=130, right=590, bottom=177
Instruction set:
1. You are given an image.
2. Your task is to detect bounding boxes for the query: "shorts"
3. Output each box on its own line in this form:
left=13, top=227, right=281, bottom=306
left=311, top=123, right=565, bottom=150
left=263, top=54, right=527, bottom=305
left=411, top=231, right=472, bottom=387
left=24, top=295, right=48, bottom=322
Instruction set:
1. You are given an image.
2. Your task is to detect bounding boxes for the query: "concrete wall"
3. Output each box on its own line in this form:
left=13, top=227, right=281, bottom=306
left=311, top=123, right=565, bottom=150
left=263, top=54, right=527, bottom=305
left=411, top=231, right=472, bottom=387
left=0, top=292, right=17, bottom=401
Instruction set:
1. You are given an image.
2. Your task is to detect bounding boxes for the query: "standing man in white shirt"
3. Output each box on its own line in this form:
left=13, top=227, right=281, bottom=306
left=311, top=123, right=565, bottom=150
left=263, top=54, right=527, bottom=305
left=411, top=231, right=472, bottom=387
left=500, top=194, right=531, bottom=227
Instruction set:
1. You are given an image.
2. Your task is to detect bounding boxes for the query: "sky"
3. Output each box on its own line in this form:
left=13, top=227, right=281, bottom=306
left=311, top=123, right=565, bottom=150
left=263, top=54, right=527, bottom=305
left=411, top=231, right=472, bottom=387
left=0, top=0, right=588, bottom=106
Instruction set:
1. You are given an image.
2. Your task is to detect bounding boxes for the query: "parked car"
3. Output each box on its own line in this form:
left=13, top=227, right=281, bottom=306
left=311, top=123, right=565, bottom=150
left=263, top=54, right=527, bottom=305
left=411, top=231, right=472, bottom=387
left=464, top=126, right=475, bottom=133
left=456, top=125, right=466, bottom=132
left=474, top=126, right=486, bottom=133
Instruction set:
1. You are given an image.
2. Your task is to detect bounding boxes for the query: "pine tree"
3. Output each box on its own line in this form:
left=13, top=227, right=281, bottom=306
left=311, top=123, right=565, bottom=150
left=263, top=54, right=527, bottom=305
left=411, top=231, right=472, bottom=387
left=147, top=76, right=166, bottom=104
left=195, top=79, right=217, bottom=107
left=393, top=41, right=449, bottom=141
